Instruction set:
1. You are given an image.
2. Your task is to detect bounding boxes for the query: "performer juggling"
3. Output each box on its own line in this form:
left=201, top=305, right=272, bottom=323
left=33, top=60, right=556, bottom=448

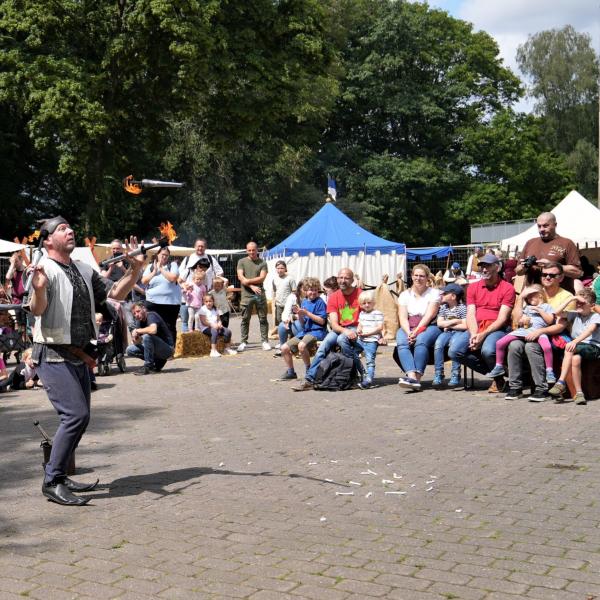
left=29, top=216, right=145, bottom=506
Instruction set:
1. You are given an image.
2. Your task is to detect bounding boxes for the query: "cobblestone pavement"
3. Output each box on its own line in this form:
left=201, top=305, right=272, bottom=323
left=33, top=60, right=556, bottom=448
left=2, top=317, right=600, bottom=599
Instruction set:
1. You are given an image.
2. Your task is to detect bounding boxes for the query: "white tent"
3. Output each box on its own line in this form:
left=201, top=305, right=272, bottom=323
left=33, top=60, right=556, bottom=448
left=0, top=239, right=28, bottom=254
left=501, top=191, right=600, bottom=251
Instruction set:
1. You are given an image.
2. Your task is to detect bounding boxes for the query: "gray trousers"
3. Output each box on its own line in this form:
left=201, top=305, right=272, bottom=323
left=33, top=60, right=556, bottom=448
left=36, top=361, right=91, bottom=484
left=507, top=339, right=548, bottom=393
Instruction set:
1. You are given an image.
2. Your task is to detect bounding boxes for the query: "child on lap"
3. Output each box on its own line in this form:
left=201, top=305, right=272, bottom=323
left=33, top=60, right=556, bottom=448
left=487, top=284, right=556, bottom=383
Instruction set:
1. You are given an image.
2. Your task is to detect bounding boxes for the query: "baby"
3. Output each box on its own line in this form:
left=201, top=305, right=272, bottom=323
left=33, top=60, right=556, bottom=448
left=487, top=284, right=556, bottom=383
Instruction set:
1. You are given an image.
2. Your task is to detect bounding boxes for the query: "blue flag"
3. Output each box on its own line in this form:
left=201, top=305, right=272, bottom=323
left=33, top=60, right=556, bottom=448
left=327, top=175, right=337, bottom=201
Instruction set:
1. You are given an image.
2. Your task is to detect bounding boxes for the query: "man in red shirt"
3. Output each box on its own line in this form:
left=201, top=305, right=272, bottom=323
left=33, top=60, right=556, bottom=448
left=516, top=212, right=581, bottom=294
left=448, top=254, right=515, bottom=391
left=294, top=268, right=362, bottom=391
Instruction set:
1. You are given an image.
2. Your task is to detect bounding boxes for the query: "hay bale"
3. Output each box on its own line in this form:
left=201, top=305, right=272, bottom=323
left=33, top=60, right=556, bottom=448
left=174, top=331, right=225, bottom=358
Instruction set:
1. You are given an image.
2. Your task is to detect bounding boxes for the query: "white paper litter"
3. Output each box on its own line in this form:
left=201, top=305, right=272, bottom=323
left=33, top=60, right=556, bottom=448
left=361, top=469, right=378, bottom=475
left=218, top=462, right=225, bottom=467
left=365, top=492, right=373, bottom=498
left=335, top=492, right=354, bottom=496
left=325, top=478, right=333, bottom=482
left=455, top=509, right=462, bottom=513
left=393, top=473, right=402, bottom=479
left=426, top=486, right=433, bottom=491
left=385, top=491, right=407, bottom=495
left=308, top=462, right=318, bottom=465
left=320, top=516, right=327, bottom=522
left=426, top=479, right=436, bottom=484
left=382, top=479, right=394, bottom=484
left=348, top=481, right=362, bottom=486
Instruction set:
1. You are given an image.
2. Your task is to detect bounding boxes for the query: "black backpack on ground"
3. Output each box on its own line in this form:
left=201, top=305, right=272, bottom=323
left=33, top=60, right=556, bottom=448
left=313, top=352, right=358, bottom=391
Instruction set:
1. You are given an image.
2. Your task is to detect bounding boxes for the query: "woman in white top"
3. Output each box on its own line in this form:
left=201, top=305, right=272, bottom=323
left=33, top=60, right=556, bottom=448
left=395, top=264, right=441, bottom=391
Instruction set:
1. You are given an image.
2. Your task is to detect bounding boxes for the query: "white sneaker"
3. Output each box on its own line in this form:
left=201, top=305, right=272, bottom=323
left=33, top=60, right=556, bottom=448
left=237, top=342, right=247, bottom=352
left=262, top=342, right=272, bottom=351
left=274, top=343, right=281, bottom=349
left=210, top=350, right=221, bottom=358
left=224, top=348, right=237, bottom=355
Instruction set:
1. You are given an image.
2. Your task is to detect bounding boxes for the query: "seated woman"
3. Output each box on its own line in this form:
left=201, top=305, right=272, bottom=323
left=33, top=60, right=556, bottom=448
left=396, top=264, right=441, bottom=391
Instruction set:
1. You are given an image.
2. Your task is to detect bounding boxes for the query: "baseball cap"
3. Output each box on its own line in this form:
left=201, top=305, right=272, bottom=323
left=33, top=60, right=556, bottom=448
left=451, top=262, right=461, bottom=270
left=478, top=254, right=500, bottom=265
left=521, top=284, right=544, bottom=300
left=441, top=283, right=464, bottom=296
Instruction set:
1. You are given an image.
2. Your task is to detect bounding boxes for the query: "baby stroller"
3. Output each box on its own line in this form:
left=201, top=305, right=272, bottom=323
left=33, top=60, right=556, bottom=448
left=0, top=309, right=29, bottom=365
left=96, top=299, right=127, bottom=375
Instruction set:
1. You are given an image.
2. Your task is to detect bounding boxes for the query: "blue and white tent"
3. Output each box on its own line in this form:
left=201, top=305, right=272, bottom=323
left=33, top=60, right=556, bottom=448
left=264, top=202, right=406, bottom=289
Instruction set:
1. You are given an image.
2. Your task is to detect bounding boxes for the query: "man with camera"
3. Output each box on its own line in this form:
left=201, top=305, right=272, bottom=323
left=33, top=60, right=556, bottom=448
left=516, top=212, right=581, bottom=294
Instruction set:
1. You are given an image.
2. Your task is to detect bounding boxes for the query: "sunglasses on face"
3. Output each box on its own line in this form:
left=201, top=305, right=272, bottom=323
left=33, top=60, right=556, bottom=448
left=541, top=273, right=559, bottom=279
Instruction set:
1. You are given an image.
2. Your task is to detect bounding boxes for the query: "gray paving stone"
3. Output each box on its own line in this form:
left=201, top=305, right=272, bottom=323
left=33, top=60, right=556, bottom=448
left=3, top=320, right=600, bottom=599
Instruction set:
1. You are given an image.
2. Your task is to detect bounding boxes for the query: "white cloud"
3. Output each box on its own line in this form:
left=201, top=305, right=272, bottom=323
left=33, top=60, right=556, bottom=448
left=424, top=0, right=600, bottom=111
left=458, top=0, right=599, bottom=75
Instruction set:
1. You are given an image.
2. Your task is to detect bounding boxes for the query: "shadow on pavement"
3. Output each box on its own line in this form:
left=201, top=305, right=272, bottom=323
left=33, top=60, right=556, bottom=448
left=0, top=402, right=164, bottom=492
left=86, top=466, right=349, bottom=500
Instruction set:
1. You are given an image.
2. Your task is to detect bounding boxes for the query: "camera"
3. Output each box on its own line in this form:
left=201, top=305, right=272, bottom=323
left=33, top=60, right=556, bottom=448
left=522, top=255, right=537, bottom=269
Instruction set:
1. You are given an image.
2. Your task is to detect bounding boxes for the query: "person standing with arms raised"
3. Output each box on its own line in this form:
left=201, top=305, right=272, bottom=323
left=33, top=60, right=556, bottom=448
left=29, top=217, right=144, bottom=506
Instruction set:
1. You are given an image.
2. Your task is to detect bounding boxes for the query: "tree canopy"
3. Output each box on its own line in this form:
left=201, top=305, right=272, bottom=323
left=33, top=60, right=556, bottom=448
left=0, top=0, right=588, bottom=247
left=517, top=25, right=599, bottom=202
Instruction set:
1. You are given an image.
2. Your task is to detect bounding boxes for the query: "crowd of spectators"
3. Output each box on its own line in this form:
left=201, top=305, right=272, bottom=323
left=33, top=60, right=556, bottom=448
left=1, top=211, right=600, bottom=405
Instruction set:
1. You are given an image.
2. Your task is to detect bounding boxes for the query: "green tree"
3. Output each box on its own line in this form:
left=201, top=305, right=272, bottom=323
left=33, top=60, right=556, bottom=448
left=318, top=0, right=523, bottom=245
left=517, top=25, right=599, bottom=200
left=450, top=110, right=574, bottom=239
left=0, top=0, right=340, bottom=243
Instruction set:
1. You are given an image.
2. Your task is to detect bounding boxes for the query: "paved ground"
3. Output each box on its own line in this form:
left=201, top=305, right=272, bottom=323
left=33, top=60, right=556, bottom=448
left=1, top=316, right=600, bottom=599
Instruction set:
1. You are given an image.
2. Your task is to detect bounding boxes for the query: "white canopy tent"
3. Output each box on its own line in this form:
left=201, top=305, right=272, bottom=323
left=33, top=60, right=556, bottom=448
left=0, top=239, right=28, bottom=254
left=501, top=191, right=600, bottom=252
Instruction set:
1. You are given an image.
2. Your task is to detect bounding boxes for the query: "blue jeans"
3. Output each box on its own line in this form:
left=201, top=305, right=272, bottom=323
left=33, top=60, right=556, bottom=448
left=433, top=330, right=462, bottom=375
left=337, top=328, right=364, bottom=376
left=126, top=334, right=174, bottom=368
left=305, top=330, right=338, bottom=382
left=448, top=329, right=509, bottom=375
left=395, top=326, right=441, bottom=375
left=356, top=340, right=378, bottom=379
left=179, top=304, right=189, bottom=333
left=278, top=320, right=301, bottom=346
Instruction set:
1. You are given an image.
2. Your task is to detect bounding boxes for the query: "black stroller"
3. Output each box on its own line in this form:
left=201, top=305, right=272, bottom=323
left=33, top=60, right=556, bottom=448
left=0, top=309, right=29, bottom=365
left=96, top=299, right=127, bottom=375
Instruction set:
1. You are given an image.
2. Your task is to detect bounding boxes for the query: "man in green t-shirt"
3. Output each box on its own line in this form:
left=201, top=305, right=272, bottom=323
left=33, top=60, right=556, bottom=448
left=236, top=241, right=270, bottom=351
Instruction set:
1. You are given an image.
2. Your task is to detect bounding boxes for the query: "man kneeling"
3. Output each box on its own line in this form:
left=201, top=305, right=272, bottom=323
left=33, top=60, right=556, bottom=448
left=126, top=302, right=174, bottom=375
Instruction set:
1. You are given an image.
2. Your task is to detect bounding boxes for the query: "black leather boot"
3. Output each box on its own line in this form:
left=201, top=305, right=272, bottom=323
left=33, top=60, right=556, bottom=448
left=42, top=481, right=90, bottom=506
left=64, top=477, right=99, bottom=492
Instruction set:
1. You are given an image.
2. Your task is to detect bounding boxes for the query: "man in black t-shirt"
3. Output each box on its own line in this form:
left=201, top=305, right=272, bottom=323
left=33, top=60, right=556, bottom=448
left=126, top=302, right=174, bottom=375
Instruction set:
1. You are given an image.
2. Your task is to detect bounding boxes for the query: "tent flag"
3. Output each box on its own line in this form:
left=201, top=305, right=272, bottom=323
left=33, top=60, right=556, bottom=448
left=327, top=175, right=337, bottom=202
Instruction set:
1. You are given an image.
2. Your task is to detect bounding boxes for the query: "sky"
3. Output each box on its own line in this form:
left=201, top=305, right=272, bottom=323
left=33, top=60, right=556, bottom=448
left=422, top=0, right=600, bottom=112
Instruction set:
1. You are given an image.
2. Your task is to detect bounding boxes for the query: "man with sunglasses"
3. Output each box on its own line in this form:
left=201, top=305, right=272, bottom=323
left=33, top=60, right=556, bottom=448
left=516, top=212, right=581, bottom=294
left=506, top=262, right=573, bottom=401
